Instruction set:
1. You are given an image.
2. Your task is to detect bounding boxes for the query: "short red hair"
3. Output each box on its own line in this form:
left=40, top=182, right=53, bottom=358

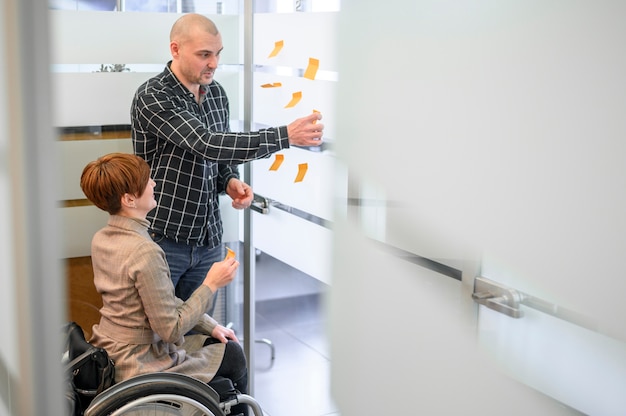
left=80, top=153, right=151, bottom=215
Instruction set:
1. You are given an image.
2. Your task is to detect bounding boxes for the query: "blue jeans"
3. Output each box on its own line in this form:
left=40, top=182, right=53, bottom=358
left=151, top=232, right=223, bottom=314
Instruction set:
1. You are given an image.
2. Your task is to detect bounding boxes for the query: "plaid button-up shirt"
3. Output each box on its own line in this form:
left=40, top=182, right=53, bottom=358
left=131, top=62, right=289, bottom=247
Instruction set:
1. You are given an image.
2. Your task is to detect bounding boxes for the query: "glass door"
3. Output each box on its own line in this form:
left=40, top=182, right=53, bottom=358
left=247, top=2, right=341, bottom=415
left=331, top=1, right=626, bottom=414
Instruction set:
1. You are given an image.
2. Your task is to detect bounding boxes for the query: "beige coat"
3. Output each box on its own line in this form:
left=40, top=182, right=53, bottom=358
left=89, top=215, right=225, bottom=383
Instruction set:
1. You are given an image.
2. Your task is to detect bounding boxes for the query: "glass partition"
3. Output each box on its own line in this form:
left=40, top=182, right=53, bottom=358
left=48, top=3, right=341, bottom=415
left=248, top=2, right=340, bottom=414
left=1, top=1, right=66, bottom=414
left=332, top=1, right=626, bottom=414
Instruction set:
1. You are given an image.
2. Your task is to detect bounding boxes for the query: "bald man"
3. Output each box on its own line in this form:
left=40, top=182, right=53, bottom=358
left=131, top=13, right=324, bottom=307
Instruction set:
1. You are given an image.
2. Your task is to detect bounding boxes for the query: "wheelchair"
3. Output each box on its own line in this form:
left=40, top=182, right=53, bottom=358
left=65, top=322, right=264, bottom=416
left=84, top=372, right=263, bottom=416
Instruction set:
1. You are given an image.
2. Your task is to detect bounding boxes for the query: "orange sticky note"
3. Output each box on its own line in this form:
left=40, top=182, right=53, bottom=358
left=285, top=91, right=302, bottom=108
left=261, top=82, right=282, bottom=88
left=303, top=58, right=319, bottom=80
left=295, top=163, right=308, bottom=183
left=312, top=109, right=320, bottom=124
left=225, top=247, right=236, bottom=260
left=268, top=40, right=284, bottom=58
left=269, top=154, right=284, bottom=171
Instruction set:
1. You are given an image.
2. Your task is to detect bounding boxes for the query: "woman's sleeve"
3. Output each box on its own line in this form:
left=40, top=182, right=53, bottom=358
left=130, top=241, right=213, bottom=343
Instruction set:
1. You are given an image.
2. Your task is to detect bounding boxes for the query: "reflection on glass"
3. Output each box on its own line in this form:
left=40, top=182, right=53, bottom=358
left=49, top=0, right=242, bottom=13
left=255, top=0, right=340, bottom=13
left=46, top=0, right=343, bottom=14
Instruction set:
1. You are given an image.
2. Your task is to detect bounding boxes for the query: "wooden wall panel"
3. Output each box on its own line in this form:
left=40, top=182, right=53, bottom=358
left=65, top=256, right=100, bottom=340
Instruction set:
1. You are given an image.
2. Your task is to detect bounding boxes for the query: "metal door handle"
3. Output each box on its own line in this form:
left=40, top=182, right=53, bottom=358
left=248, top=193, right=331, bottom=228
left=472, top=277, right=524, bottom=318
left=250, top=194, right=269, bottom=214
left=472, top=276, right=597, bottom=330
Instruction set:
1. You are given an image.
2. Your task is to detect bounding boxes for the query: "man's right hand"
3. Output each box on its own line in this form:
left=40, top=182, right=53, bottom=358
left=287, top=112, right=324, bottom=146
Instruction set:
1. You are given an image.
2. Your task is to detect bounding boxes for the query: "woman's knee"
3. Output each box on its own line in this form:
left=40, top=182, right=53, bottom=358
left=225, top=341, right=247, bottom=372
left=217, top=341, right=247, bottom=380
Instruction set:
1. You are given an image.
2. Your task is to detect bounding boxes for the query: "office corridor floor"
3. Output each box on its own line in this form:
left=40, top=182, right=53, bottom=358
left=252, top=251, right=338, bottom=416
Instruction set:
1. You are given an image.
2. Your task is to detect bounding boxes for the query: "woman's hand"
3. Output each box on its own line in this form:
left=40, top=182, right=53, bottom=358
left=211, top=324, right=239, bottom=343
left=202, top=258, right=239, bottom=292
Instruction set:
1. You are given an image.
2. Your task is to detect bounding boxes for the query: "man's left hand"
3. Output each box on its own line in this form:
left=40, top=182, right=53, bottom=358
left=226, top=178, right=253, bottom=210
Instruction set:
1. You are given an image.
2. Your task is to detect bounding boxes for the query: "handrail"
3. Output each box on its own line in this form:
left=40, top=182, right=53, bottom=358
left=472, top=276, right=597, bottom=331
left=251, top=193, right=332, bottom=229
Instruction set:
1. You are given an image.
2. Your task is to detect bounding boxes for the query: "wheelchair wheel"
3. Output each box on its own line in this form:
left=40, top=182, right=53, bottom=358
left=85, top=373, right=225, bottom=416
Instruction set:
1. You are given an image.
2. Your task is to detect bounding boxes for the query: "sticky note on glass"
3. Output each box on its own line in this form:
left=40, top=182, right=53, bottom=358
left=261, top=82, right=282, bottom=88
left=303, top=58, right=319, bottom=80
left=268, top=40, right=284, bottom=58
left=269, top=154, right=284, bottom=171
left=313, top=109, right=320, bottom=124
left=295, top=163, right=308, bottom=183
left=225, top=247, right=236, bottom=260
left=285, top=91, right=302, bottom=108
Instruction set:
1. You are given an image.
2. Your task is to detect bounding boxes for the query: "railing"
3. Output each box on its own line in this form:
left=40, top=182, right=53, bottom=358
left=473, top=276, right=597, bottom=331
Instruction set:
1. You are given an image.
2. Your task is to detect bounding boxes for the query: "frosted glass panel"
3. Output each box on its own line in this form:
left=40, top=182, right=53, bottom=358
left=50, top=11, right=241, bottom=65
left=0, top=10, right=18, bottom=382
left=478, top=305, right=626, bottom=415
left=250, top=10, right=341, bottom=286
left=60, top=206, right=109, bottom=258
left=253, top=209, right=332, bottom=285
left=58, top=139, right=134, bottom=200
left=330, top=231, right=576, bottom=415
left=336, top=0, right=626, bottom=336
left=52, top=10, right=245, bottom=264
left=253, top=72, right=337, bottom=139
left=254, top=12, right=338, bottom=70
left=0, top=137, right=18, bottom=380
left=53, top=72, right=154, bottom=126
left=50, top=11, right=176, bottom=64
left=214, top=72, right=242, bottom=122
left=53, top=71, right=240, bottom=127
left=334, top=1, right=626, bottom=414
left=251, top=147, right=337, bottom=221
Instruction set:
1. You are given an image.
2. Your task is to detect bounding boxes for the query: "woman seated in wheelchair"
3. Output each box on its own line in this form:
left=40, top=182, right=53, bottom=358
left=80, top=152, right=248, bottom=415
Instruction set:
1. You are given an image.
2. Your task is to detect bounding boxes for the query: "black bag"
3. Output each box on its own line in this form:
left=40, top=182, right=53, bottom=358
left=65, top=322, right=115, bottom=414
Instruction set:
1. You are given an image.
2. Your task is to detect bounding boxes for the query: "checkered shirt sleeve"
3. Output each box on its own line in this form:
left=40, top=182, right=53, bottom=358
left=131, top=65, right=290, bottom=246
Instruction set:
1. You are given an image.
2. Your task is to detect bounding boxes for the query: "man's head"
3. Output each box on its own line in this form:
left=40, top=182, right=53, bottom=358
left=169, top=13, right=223, bottom=91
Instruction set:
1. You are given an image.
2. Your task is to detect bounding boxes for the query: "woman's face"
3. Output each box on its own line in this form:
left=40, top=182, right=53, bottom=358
left=135, top=178, right=157, bottom=215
